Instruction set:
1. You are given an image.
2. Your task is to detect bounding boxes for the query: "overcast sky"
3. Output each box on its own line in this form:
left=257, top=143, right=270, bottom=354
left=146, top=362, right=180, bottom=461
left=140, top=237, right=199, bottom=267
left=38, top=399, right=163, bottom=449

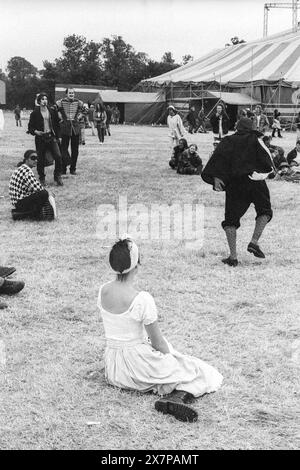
left=0, top=0, right=295, bottom=71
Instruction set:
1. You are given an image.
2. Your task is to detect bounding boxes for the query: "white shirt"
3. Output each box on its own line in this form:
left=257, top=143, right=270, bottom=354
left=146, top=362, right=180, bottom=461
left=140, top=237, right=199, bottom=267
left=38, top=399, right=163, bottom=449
left=167, top=114, right=185, bottom=140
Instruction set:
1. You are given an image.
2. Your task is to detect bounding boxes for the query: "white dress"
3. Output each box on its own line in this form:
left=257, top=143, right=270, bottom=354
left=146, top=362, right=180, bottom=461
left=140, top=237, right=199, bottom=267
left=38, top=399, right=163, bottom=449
left=167, top=114, right=186, bottom=147
left=0, top=109, right=4, bottom=132
left=98, top=286, right=223, bottom=396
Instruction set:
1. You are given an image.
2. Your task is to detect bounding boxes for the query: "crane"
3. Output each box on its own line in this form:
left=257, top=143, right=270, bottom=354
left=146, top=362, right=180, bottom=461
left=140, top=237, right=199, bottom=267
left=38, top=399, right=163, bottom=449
left=263, top=0, right=300, bottom=37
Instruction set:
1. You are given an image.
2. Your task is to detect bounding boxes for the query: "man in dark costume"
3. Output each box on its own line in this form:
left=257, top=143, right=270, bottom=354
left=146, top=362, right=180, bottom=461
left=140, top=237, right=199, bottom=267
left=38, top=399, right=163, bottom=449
left=201, top=117, right=275, bottom=266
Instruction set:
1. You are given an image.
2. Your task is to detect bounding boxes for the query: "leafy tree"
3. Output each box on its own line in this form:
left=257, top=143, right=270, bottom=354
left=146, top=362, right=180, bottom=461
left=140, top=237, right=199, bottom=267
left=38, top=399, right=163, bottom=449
left=225, top=36, right=246, bottom=47
left=161, top=52, right=175, bottom=65
left=6, top=57, right=39, bottom=108
left=101, top=35, right=148, bottom=90
left=182, top=54, right=194, bottom=65
left=7, top=56, right=37, bottom=82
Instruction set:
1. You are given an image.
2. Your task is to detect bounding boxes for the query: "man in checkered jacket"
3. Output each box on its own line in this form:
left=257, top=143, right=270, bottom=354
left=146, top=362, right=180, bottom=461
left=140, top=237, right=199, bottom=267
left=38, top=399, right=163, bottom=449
left=55, top=88, right=87, bottom=175
left=9, top=150, right=50, bottom=217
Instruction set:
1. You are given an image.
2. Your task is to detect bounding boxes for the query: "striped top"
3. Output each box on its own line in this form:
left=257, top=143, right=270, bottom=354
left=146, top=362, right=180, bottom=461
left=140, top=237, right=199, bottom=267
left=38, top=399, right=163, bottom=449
left=56, top=98, right=84, bottom=121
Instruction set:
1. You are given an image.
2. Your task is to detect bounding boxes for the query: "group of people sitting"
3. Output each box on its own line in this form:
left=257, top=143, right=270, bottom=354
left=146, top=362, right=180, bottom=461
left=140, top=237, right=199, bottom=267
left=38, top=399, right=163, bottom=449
left=263, top=136, right=300, bottom=180
left=169, top=139, right=203, bottom=175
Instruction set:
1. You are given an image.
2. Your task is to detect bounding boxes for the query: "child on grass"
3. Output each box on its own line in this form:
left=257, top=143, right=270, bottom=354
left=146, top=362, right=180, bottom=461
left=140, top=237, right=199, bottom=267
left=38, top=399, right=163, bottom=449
left=97, top=236, right=223, bottom=422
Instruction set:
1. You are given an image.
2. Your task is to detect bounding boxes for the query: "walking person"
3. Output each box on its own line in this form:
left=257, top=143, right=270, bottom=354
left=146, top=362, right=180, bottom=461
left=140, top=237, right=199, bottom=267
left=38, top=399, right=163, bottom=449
left=14, top=105, right=22, bottom=127
left=94, top=103, right=107, bottom=145
left=210, top=103, right=230, bottom=141
left=295, top=111, right=300, bottom=140
left=97, top=236, right=223, bottom=422
left=252, top=105, right=269, bottom=134
left=28, top=93, right=63, bottom=186
left=55, top=88, right=86, bottom=175
left=0, top=106, right=4, bottom=138
left=197, top=106, right=207, bottom=133
left=167, top=105, right=186, bottom=149
left=202, top=117, right=274, bottom=266
left=271, top=109, right=282, bottom=138
left=88, top=104, right=96, bottom=136
left=105, top=105, right=112, bottom=136
left=9, top=149, right=56, bottom=221
left=186, top=105, right=198, bottom=134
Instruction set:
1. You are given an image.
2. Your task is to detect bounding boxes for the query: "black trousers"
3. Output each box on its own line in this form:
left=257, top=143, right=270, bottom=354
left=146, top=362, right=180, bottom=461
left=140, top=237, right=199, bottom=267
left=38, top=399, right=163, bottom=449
left=15, top=190, right=49, bottom=214
left=35, top=136, right=62, bottom=179
left=222, top=176, right=273, bottom=229
left=96, top=126, right=105, bottom=143
left=61, top=134, right=80, bottom=172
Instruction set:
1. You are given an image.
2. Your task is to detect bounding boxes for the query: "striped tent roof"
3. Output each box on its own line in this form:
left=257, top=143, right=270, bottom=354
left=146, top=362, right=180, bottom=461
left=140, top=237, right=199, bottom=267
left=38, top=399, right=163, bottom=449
left=142, top=29, right=300, bottom=86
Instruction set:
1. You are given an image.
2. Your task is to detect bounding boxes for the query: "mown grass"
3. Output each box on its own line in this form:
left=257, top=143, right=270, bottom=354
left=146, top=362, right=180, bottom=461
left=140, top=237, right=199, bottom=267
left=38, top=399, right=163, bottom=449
left=0, top=112, right=299, bottom=450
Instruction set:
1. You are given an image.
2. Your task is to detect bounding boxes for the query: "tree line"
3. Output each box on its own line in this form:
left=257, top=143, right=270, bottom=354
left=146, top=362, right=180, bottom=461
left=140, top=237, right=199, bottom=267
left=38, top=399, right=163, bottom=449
left=0, top=34, right=194, bottom=108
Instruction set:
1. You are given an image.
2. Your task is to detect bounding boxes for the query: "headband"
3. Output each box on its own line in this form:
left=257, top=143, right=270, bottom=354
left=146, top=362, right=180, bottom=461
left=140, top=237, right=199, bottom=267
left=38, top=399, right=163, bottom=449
left=114, top=234, right=139, bottom=274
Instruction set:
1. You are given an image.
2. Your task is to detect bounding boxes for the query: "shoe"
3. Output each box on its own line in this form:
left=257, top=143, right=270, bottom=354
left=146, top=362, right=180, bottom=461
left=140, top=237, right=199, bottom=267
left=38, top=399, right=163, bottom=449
left=247, top=242, right=265, bottom=258
left=222, top=257, right=238, bottom=267
left=168, top=390, right=196, bottom=404
left=54, top=176, right=63, bottom=186
left=155, top=395, right=198, bottom=422
left=70, top=170, right=77, bottom=175
left=0, top=279, right=25, bottom=295
left=0, top=300, right=8, bottom=309
left=82, top=142, right=85, bottom=145
left=0, top=266, right=16, bottom=278
left=39, top=178, right=46, bottom=185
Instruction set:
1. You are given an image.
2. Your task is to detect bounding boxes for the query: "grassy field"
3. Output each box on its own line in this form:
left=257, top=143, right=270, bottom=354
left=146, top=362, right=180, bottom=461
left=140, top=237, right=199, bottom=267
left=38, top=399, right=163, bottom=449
left=0, top=111, right=299, bottom=450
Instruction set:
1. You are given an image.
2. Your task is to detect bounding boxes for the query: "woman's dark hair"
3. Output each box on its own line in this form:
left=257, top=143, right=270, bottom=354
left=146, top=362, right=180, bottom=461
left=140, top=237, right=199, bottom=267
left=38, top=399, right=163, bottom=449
left=109, top=239, right=131, bottom=282
left=96, top=103, right=105, bottom=112
left=17, top=149, right=37, bottom=167
left=179, top=138, right=188, bottom=149
left=37, top=93, right=48, bottom=104
left=109, top=239, right=140, bottom=282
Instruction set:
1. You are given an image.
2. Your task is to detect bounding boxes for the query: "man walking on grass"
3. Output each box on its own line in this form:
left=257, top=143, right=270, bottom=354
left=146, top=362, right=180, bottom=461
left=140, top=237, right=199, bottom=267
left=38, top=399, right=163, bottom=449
left=55, top=88, right=86, bottom=175
left=201, top=117, right=275, bottom=266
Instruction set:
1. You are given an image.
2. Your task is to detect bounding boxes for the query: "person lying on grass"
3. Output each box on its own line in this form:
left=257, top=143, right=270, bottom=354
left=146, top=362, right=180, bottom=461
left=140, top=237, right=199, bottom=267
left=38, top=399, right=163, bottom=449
left=97, top=236, right=223, bottom=422
left=177, top=144, right=203, bottom=175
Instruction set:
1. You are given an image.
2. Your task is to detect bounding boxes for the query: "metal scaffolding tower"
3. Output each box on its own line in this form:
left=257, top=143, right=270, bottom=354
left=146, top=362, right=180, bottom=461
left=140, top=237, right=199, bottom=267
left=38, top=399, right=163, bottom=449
left=263, top=0, right=299, bottom=37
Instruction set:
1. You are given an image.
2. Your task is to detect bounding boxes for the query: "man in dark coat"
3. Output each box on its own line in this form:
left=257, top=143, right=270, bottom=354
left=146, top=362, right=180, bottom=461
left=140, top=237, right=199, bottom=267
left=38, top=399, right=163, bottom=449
left=28, top=93, right=63, bottom=186
left=201, top=117, right=274, bottom=266
left=186, top=106, right=198, bottom=134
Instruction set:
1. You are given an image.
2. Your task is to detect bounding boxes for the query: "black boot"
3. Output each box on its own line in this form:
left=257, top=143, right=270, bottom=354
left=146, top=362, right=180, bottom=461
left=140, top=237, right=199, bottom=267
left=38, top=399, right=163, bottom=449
left=154, top=390, right=198, bottom=422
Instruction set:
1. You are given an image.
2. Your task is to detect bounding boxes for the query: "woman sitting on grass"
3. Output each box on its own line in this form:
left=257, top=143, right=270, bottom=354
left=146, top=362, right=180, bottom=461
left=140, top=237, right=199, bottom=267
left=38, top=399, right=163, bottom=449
left=169, top=138, right=188, bottom=170
left=9, top=149, right=55, bottom=220
left=97, top=236, right=223, bottom=422
left=177, top=144, right=203, bottom=175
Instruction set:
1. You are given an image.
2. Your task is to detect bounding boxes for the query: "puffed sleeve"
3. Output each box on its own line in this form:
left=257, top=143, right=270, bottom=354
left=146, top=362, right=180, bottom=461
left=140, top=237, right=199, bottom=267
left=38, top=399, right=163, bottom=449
left=129, top=292, right=158, bottom=325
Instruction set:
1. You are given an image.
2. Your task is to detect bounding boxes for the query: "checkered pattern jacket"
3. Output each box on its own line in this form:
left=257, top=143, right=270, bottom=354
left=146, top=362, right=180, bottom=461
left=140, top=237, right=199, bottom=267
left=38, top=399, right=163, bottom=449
left=9, top=164, right=43, bottom=206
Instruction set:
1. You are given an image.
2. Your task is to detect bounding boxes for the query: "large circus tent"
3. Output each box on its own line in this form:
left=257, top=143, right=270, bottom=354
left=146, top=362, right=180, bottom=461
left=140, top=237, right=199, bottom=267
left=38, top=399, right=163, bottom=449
left=139, top=28, right=300, bottom=126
